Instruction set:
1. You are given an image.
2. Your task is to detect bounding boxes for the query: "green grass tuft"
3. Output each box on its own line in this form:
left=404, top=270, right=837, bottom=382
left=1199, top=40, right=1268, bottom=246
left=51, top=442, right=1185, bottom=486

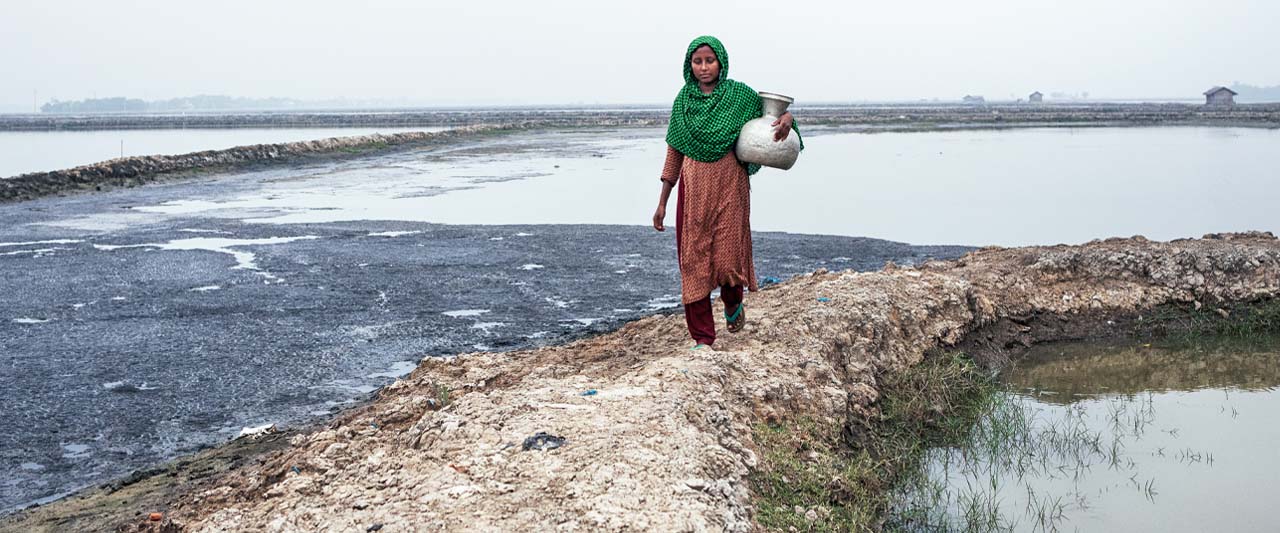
left=1140, top=298, right=1280, bottom=342
left=751, top=353, right=997, bottom=532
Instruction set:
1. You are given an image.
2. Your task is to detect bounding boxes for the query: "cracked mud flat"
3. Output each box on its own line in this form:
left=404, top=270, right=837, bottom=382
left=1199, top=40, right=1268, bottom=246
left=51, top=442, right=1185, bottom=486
left=12, top=232, right=1271, bottom=532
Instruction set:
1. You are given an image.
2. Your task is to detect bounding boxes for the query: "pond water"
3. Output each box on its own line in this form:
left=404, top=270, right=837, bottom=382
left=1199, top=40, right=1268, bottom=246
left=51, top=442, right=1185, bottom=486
left=0, top=127, right=442, bottom=179
left=895, top=336, right=1280, bottom=532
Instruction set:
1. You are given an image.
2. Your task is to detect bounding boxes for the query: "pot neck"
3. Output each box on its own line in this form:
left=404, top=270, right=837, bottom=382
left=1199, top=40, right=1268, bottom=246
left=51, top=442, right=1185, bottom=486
left=761, top=95, right=792, bottom=117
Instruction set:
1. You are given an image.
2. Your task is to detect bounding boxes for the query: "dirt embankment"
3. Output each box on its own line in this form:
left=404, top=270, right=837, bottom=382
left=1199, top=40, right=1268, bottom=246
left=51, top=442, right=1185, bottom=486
left=0, top=126, right=510, bottom=203
left=3, top=103, right=1279, bottom=132
left=6, top=232, right=1279, bottom=532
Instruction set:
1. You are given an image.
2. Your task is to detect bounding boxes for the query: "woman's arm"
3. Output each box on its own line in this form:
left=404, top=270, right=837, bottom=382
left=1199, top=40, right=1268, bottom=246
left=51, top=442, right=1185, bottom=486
left=653, top=145, right=681, bottom=232
left=654, top=180, right=674, bottom=232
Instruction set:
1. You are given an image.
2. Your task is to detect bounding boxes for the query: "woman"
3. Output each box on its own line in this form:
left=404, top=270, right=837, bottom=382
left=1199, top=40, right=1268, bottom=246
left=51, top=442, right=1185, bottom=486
left=652, top=35, right=800, bottom=350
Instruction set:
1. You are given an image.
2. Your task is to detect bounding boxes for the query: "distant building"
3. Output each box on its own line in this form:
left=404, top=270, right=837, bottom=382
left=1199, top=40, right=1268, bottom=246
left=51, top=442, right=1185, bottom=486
left=962, top=95, right=986, bottom=105
left=1203, top=86, right=1238, bottom=106
left=1029, top=91, right=1044, bottom=103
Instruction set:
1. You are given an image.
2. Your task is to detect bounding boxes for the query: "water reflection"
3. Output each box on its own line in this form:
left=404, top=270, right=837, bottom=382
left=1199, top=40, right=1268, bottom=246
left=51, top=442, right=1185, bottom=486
left=1007, top=339, right=1280, bottom=401
left=893, top=336, right=1280, bottom=532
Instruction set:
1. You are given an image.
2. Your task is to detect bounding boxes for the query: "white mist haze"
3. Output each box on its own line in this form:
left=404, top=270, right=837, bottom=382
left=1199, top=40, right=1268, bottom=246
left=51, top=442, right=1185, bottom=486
left=3, top=0, right=1278, bottom=112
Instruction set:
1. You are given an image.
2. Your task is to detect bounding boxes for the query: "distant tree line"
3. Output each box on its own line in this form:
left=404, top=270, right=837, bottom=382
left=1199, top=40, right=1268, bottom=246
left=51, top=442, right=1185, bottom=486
left=40, top=95, right=317, bottom=114
left=1229, top=83, right=1280, bottom=103
left=42, top=97, right=150, bottom=113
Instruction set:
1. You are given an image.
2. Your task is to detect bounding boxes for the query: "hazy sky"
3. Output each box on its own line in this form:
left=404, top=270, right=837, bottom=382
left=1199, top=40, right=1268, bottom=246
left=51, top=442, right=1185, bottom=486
left=3, top=0, right=1277, bottom=111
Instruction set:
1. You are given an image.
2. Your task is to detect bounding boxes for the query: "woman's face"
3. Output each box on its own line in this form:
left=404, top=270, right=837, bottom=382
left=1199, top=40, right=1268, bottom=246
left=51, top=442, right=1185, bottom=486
left=690, top=45, right=721, bottom=85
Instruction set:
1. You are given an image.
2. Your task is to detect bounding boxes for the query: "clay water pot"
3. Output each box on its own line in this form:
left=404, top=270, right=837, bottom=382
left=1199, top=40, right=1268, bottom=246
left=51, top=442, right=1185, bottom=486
left=735, top=92, right=801, bottom=170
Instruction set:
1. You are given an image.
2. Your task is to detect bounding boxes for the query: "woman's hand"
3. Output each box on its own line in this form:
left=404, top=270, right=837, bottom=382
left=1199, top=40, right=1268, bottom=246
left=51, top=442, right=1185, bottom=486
left=771, top=111, right=794, bottom=141
left=654, top=179, right=674, bottom=231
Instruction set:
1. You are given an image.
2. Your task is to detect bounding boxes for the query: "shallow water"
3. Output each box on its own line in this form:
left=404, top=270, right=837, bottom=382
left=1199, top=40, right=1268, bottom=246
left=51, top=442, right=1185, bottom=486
left=897, top=337, right=1280, bottom=532
left=123, top=126, right=1280, bottom=246
left=0, top=127, right=442, bottom=178
left=766, top=126, right=1280, bottom=246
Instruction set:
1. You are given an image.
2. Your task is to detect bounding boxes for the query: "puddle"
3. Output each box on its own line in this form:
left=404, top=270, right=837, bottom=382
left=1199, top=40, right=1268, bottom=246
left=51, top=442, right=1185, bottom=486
left=177, top=228, right=233, bottom=234
left=366, top=230, right=422, bottom=238
left=893, top=336, right=1280, bottom=532
left=0, top=239, right=83, bottom=247
left=93, top=236, right=319, bottom=272
left=644, top=295, right=680, bottom=310
left=11, top=317, right=51, bottom=324
left=442, top=309, right=489, bottom=318
left=366, top=360, right=418, bottom=379
left=60, top=444, right=92, bottom=460
left=0, top=248, right=69, bottom=257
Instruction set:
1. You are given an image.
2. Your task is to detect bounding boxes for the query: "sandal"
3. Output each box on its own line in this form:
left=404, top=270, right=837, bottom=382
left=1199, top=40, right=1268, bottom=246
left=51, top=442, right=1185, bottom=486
left=725, top=303, right=746, bottom=333
left=692, top=343, right=714, bottom=351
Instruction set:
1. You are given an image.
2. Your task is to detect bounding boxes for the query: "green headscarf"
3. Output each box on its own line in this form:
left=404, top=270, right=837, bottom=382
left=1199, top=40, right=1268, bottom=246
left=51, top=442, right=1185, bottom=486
left=665, top=35, right=801, bottom=176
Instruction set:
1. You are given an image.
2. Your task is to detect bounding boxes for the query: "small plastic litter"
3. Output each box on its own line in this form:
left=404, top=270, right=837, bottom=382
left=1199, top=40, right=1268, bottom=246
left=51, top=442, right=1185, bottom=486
left=817, top=297, right=831, bottom=303
left=762, top=276, right=782, bottom=285
left=522, top=432, right=566, bottom=451
left=237, top=423, right=276, bottom=439
left=581, top=389, right=598, bottom=396
left=367, top=524, right=384, bottom=532
left=290, top=465, right=302, bottom=474
left=148, top=512, right=163, bottom=522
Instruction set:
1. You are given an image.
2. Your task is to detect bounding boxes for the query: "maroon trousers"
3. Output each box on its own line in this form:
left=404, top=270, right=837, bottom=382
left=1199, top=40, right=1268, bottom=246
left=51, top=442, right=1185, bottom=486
left=677, top=174, right=744, bottom=346
left=684, top=285, right=743, bottom=346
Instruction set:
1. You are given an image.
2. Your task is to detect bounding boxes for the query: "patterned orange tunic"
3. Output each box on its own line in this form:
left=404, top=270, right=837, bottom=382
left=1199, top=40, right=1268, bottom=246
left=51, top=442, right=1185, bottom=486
left=661, top=144, right=758, bottom=304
